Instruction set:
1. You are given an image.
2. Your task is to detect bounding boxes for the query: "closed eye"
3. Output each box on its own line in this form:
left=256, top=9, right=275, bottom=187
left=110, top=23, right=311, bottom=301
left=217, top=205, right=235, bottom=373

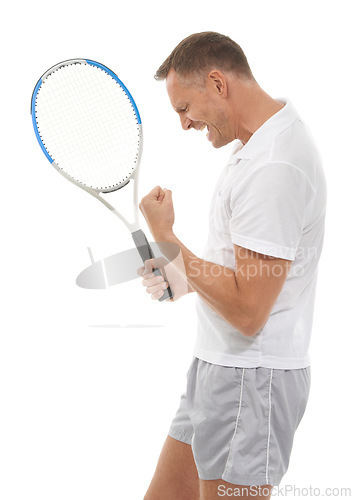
left=176, top=106, right=188, bottom=114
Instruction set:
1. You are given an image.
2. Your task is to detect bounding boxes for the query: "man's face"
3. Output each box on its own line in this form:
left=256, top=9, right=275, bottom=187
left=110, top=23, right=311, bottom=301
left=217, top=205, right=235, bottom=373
left=165, top=69, right=232, bottom=149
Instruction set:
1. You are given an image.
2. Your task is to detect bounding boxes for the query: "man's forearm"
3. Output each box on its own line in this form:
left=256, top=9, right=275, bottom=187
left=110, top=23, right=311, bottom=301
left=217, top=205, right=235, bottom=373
left=156, top=231, right=253, bottom=336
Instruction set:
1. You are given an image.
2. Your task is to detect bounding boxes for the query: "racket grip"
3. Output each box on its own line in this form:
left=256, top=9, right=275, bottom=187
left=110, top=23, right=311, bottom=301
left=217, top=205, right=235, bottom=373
left=131, top=229, right=173, bottom=301
left=152, top=268, right=174, bottom=301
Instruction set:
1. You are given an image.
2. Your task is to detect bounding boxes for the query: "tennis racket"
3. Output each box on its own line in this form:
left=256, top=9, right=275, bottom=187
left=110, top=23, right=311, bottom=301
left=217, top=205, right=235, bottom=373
left=31, top=58, right=173, bottom=301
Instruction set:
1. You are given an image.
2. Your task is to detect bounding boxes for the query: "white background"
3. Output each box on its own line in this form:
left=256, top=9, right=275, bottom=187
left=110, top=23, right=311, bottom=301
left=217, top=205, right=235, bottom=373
left=1, top=1, right=351, bottom=498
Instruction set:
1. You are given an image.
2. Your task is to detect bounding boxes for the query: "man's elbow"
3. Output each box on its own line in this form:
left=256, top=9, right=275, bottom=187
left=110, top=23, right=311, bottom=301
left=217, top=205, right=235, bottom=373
left=241, top=322, right=262, bottom=337
left=224, top=297, right=268, bottom=337
left=234, top=314, right=266, bottom=338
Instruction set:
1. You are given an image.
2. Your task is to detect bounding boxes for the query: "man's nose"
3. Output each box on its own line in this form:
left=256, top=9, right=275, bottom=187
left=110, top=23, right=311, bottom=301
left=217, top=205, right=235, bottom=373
left=180, top=116, right=192, bottom=130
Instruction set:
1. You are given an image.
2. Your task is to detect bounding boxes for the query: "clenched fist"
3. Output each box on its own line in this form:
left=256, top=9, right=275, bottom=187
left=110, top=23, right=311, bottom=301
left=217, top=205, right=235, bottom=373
left=139, top=186, right=174, bottom=241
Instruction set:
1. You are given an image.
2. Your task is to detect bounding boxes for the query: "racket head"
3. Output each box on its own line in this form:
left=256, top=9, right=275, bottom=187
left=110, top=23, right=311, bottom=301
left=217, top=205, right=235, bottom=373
left=31, top=59, right=142, bottom=193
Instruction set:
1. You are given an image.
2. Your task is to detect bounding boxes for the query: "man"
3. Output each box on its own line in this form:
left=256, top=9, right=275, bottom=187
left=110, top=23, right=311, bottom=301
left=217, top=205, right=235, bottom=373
left=138, top=32, right=326, bottom=500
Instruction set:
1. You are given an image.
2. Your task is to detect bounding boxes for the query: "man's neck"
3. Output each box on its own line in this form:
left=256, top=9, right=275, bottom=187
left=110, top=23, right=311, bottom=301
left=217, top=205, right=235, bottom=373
left=234, top=86, right=285, bottom=145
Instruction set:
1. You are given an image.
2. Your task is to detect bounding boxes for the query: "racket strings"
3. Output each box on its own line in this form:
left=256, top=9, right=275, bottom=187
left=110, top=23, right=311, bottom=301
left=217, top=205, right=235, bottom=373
left=34, top=62, right=141, bottom=191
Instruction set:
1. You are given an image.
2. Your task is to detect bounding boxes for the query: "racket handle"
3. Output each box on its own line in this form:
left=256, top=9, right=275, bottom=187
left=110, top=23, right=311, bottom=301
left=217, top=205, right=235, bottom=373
left=131, top=229, right=173, bottom=301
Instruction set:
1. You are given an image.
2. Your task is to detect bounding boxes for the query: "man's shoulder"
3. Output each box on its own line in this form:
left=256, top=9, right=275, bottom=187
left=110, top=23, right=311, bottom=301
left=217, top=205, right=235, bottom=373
left=269, top=118, right=322, bottom=190
left=271, top=118, right=321, bottom=166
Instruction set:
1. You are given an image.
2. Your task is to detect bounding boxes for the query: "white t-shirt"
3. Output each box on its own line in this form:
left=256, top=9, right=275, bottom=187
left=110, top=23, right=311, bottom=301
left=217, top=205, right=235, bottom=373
left=193, top=98, right=327, bottom=369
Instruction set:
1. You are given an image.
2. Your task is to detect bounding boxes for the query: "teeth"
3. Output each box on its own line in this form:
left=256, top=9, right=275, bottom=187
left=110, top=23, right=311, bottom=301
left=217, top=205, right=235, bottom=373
left=199, top=123, right=206, bottom=131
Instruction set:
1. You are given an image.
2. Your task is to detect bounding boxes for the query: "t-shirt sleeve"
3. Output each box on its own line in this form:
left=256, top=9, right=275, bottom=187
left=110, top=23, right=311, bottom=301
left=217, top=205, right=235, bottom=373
left=229, top=162, right=309, bottom=260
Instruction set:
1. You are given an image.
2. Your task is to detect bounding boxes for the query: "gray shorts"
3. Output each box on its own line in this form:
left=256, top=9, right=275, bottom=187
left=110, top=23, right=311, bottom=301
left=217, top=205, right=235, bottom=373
left=168, top=357, right=311, bottom=486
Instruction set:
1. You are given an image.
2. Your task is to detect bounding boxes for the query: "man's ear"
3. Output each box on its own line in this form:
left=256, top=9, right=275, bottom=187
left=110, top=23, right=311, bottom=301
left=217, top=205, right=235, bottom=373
left=208, top=71, right=228, bottom=98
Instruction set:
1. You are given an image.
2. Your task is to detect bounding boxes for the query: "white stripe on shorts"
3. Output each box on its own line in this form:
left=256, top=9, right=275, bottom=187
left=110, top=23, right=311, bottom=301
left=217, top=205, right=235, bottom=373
left=266, top=369, right=273, bottom=484
left=224, top=368, right=245, bottom=473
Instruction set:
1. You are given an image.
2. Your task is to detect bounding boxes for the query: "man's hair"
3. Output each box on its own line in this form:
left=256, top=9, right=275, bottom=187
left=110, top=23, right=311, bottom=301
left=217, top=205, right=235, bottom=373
left=155, top=31, right=254, bottom=85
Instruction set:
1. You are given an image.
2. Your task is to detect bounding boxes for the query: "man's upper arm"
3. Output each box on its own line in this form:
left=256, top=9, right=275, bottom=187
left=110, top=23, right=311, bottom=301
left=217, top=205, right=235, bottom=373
left=233, top=244, right=292, bottom=336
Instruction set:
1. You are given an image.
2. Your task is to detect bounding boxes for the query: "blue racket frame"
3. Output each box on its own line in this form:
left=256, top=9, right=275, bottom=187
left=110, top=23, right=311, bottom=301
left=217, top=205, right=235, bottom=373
left=31, top=58, right=142, bottom=165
